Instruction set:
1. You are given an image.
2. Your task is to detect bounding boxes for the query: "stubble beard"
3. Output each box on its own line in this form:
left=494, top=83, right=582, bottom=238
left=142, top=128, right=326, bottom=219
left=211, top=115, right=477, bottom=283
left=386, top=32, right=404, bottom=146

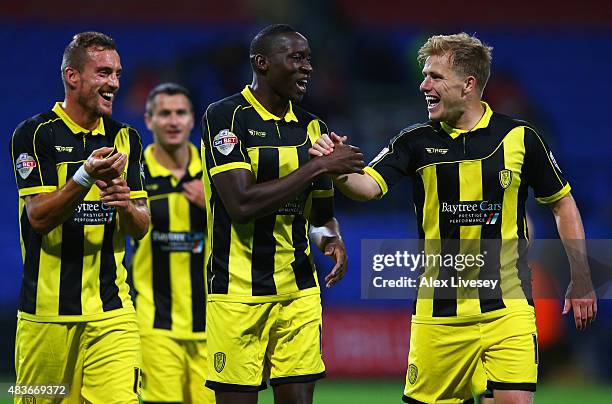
left=78, top=87, right=111, bottom=119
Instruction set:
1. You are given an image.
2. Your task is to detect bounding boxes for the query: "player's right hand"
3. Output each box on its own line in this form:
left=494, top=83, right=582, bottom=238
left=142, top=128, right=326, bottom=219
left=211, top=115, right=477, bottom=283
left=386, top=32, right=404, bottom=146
left=84, top=147, right=127, bottom=183
left=309, top=132, right=347, bottom=156
left=316, top=142, right=365, bottom=175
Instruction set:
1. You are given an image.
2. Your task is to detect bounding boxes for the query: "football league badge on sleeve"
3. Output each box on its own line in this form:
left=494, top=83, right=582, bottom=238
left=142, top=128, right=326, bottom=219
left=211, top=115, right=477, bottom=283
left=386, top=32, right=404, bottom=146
left=16, top=153, right=37, bottom=179
left=213, top=129, right=238, bottom=156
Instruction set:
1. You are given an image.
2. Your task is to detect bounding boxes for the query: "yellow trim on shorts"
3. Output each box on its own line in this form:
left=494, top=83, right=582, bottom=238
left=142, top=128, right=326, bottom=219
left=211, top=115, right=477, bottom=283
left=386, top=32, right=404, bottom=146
left=210, top=162, right=252, bottom=176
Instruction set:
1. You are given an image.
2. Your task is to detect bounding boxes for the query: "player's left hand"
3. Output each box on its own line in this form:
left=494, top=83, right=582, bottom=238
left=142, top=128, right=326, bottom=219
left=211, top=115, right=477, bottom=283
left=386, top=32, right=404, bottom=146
left=309, top=132, right=347, bottom=157
left=98, top=177, right=131, bottom=209
left=323, top=237, right=348, bottom=288
left=563, top=281, right=597, bottom=330
left=182, top=179, right=206, bottom=209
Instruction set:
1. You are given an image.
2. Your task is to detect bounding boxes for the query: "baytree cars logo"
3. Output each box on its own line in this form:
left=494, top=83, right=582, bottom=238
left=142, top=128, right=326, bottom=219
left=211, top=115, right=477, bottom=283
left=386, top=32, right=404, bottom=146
left=440, top=200, right=502, bottom=225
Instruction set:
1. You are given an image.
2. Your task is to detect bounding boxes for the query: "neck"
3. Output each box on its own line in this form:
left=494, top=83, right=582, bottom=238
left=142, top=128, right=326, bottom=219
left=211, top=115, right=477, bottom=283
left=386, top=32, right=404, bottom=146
left=62, top=95, right=100, bottom=131
left=250, top=78, right=289, bottom=118
left=447, top=101, right=485, bottom=131
left=153, top=142, right=190, bottom=176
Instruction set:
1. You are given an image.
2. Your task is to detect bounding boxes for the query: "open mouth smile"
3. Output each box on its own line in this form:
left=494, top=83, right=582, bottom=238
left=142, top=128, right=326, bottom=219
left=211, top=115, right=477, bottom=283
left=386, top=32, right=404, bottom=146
left=426, top=95, right=440, bottom=110
left=100, top=91, right=114, bottom=103
left=296, top=78, right=308, bottom=93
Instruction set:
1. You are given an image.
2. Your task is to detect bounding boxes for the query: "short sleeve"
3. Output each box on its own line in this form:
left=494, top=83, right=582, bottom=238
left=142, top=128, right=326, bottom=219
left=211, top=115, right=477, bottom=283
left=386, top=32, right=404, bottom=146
left=364, top=131, right=413, bottom=197
left=201, top=103, right=251, bottom=177
left=523, top=127, right=570, bottom=204
left=10, top=120, right=58, bottom=197
left=309, top=119, right=333, bottom=199
left=125, top=127, right=147, bottom=199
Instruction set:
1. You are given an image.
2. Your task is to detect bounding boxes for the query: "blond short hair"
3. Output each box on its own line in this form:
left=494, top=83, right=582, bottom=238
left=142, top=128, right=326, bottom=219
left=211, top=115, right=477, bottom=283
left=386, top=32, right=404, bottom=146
left=417, top=33, right=493, bottom=95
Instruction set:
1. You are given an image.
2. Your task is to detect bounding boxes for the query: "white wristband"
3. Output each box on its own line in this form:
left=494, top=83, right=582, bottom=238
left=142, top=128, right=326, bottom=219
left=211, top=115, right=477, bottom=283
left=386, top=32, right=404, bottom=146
left=73, top=165, right=95, bottom=188
left=309, top=226, right=337, bottom=239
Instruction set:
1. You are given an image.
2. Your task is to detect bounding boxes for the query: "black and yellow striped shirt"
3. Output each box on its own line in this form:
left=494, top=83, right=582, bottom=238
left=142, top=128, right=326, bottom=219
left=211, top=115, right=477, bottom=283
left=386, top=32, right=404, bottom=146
left=201, top=85, right=333, bottom=303
left=366, top=102, right=570, bottom=323
left=10, top=102, right=147, bottom=322
left=132, top=143, right=207, bottom=339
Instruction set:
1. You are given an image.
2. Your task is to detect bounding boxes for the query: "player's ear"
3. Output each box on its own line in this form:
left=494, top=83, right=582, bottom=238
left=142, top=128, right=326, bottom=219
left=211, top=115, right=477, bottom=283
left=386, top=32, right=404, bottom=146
left=463, top=75, right=477, bottom=96
left=144, top=111, right=153, bottom=130
left=253, top=54, right=269, bottom=74
left=64, top=66, right=80, bottom=90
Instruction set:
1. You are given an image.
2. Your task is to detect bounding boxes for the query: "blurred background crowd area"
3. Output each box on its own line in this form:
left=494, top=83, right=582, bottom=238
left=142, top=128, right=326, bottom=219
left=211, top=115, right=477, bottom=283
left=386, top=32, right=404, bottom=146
left=1, top=0, right=611, bottom=396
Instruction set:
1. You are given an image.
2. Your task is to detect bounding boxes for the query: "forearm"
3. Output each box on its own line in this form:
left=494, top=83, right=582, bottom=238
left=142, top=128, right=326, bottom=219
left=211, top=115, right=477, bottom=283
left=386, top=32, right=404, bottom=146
left=117, top=199, right=150, bottom=240
left=223, top=160, right=326, bottom=223
left=552, top=194, right=590, bottom=281
left=333, top=172, right=381, bottom=201
left=25, top=180, right=90, bottom=234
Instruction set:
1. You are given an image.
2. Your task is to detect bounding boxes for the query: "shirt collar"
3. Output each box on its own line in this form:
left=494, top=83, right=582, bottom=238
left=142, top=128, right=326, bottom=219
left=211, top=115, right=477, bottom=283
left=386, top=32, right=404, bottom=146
left=440, top=101, right=493, bottom=139
left=144, top=143, right=201, bottom=179
left=241, top=85, right=298, bottom=123
left=52, top=102, right=106, bottom=136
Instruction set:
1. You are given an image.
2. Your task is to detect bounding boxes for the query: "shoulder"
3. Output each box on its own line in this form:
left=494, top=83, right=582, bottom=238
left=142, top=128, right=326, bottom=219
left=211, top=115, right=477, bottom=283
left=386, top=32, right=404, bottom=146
left=102, top=115, right=134, bottom=137
left=204, top=93, right=247, bottom=118
left=390, top=121, right=439, bottom=146
left=106, top=118, right=145, bottom=149
left=292, top=104, right=321, bottom=122
left=292, top=105, right=330, bottom=133
left=12, top=110, right=58, bottom=139
left=489, top=112, right=539, bottom=136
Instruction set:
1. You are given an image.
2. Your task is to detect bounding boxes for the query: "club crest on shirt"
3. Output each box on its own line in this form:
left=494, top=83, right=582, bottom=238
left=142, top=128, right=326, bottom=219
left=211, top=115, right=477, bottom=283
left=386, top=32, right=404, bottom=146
left=499, top=169, right=512, bottom=189
left=15, top=153, right=37, bottom=179
left=213, top=129, right=238, bottom=156
left=214, top=352, right=226, bottom=373
left=408, top=364, right=418, bottom=385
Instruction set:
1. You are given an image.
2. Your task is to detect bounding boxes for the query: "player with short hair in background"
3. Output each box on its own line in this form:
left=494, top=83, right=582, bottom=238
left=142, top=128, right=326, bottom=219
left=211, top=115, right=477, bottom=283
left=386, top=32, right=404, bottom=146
left=131, top=82, right=215, bottom=403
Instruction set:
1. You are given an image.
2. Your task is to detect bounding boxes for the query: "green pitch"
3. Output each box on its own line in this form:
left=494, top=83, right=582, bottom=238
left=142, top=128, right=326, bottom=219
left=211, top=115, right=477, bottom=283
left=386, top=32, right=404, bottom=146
left=257, top=380, right=612, bottom=404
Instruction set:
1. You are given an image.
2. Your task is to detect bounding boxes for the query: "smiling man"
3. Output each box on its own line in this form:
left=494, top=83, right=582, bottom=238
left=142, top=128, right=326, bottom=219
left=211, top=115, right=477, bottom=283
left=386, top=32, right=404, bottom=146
left=200, top=24, right=365, bottom=404
left=310, top=33, right=596, bottom=404
left=10, top=32, right=149, bottom=403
